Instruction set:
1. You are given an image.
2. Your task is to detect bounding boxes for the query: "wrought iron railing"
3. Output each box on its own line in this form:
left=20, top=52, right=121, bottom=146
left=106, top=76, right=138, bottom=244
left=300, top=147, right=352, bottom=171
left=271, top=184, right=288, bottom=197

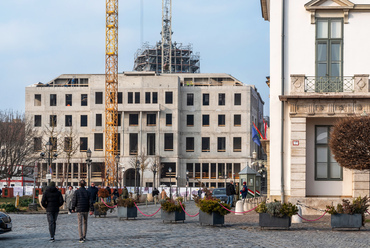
left=305, top=76, right=354, bottom=93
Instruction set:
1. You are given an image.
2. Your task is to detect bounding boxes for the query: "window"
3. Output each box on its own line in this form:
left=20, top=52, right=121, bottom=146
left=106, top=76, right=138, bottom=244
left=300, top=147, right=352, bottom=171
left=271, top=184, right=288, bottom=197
left=50, top=115, right=57, bottom=127
left=152, top=92, right=158, bottom=103
left=187, top=93, right=194, bottom=106
left=81, top=115, right=88, bottom=127
left=203, top=93, right=209, bottom=106
left=316, top=18, right=343, bottom=92
left=202, top=137, right=210, bottom=152
left=145, top=92, right=151, bottom=104
left=34, top=115, right=41, bottom=127
left=117, top=133, right=121, bottom=153
left=217, top=137, right=226, bottom=152
left=147, top=114, right=156, bottom=126
left=80, top=137, right=88, bottom=152
left=95, top=92, right=103, bottom=104
left=49, top=137, right=57, bottom=151
left=186, top=137, right=194, bottom=152
left=315, top=126, right=342, bottom=180
left=187, top=115, right=194, bottom=126
left=129, top=114, right=139, bottom=126
left=147, top=133, right=156, bottom=155
left=135, top=92, right=140, bottom=104
left=128, top=92, right=133, bottom=104
left=165, top=91, right=173, bottom=104
left=218, top=115, right=225, bottom=126
left=34, top=137, right=42, bottom=152
left=234, top=115, right=241, bottom=126
left=65, top=115, right=72, bottom=127
left=129, top=133, right=138, bottom=155
left=64, top=137, right=72, bottom=152
left=164, top=133, right=173, bottom=151
left=218, top=93, right=225, bottom=106
left=187, top=163, right=194, bottom=178
left=96, top=114, right=102, bottom=126
left=94, top=133, right=103, bottom=151
left=34, top=94, right=41, bottom=106
left=117, top=113, right=122, bottom=126
left=233, top=137, right=242, bottom=152
left=118, top=92, right=122, bottom=104
left=50, top=94, right=57, bottom=106
left=166, top=113, right=172, bottom=126
left=81, top=94, right=88, bottom=106
left=66, top=94, right=72, bottom=106
left=234, top=93, right=241, bottom=105
left=202, top=115, right=209, bottom=126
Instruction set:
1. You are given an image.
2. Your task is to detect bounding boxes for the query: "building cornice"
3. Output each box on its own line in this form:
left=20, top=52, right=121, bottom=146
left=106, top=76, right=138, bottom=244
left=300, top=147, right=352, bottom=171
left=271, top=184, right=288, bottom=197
left=260, top=0, right=269, bottom=21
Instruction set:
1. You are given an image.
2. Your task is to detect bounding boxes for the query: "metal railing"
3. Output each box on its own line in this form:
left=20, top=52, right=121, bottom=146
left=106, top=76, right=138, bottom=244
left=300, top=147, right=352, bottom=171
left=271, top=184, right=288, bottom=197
left=305, top=76, right=354, bottom=93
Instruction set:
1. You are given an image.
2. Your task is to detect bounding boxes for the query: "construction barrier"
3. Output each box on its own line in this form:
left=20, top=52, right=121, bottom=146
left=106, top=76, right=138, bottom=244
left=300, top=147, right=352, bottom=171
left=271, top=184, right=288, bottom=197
left=2, top=188, right=14, bottom=198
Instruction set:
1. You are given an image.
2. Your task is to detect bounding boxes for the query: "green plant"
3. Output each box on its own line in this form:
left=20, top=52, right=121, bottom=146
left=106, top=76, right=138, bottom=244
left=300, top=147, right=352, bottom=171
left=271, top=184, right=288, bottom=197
left=94, top=202, right=109, bottom=214
left=161, top=197, right=184, bottom=213
left=1, top=203, right=17, bottom=213
left=255, top=200, right=298, bottom=217
left=255, top=201, right=267, bottom=214
left=117, top=198, right=135, bottom=208
left=19, top=198, right=33, bottom=207
left=193, top=186, right=230, bottom=216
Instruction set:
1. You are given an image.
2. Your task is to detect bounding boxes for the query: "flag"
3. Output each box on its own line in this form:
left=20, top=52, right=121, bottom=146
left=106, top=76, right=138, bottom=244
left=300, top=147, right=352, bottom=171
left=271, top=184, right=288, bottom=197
left=263, top=119, right=267, bottom=139
left=49, top=166, right=52, bottom=174
left=252, top=125, right=261, bottom=146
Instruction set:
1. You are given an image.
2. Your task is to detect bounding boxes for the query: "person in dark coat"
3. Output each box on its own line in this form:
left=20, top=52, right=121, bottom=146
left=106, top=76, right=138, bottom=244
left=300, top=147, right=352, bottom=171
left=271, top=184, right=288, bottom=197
left=240, top=181, right=248, bottom=200
left=121, top=186, right=129, bottom=199
left=226, top=181, right=236, bottom=207
left=235, top=182, right=240, bottom=201
left=152, top=188, right=159, bottom=199
left=112, top=188, right=119, bottom=204
left=41, top=181, right=64, bottom=242
left=87, top=182, right=98, bottom=204
left=105, top=186, right=111, bottom=203
left=72, top=180, right=94, bottom=243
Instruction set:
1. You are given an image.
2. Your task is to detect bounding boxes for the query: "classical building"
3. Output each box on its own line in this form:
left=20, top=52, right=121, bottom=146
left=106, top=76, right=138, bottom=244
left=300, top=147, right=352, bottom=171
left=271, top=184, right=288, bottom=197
left=25, top=72, right=264, bottom=188
left=261, top=0, right=370, bottom=212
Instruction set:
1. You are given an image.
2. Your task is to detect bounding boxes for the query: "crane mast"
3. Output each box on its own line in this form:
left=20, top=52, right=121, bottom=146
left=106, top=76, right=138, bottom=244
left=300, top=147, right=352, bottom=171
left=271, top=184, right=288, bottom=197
left=105, top=0, right=118, bottom=186
left=161, top=0, right=172, bottom=73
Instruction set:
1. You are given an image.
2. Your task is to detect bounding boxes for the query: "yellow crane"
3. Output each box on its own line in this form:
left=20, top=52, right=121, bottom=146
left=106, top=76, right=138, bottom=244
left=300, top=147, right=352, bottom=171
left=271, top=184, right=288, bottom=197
left=105, top=0, right=118, bottom=186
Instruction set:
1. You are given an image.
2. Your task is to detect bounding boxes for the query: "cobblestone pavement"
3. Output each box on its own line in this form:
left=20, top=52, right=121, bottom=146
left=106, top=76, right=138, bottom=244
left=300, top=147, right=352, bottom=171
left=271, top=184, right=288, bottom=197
left=1, top=201, right=369, bottom=248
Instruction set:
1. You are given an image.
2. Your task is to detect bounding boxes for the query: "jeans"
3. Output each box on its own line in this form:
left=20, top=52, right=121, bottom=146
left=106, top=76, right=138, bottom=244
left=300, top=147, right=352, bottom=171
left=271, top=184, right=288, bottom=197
left=226, top=195, right=234, bottom=207
left=46, top=212, right=59, bottom=238
left=77, top=212, right=88, bottom=239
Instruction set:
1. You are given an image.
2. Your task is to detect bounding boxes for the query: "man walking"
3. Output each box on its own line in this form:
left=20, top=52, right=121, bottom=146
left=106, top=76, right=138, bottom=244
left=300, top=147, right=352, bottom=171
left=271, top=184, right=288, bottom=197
left=87, top=182, right=98, bottom=204
left=121, top=185, right=129, bottom=199
left=226, top=180, right=236, bottom=207
left=72, top=180, right=94, bottom=243
left=41, top=181, right=64, bottom=242
left=234, top=182, right=240, bottom=201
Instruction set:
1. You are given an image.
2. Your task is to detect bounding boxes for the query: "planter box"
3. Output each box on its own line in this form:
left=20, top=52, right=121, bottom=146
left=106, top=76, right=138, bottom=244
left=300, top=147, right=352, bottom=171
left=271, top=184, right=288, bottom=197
left=161, top=209, right=185, bottom=223
left=331, top=214, right=362, bottom=230
left=259, top=213, right=291, bottom=229
left=117, top=206, right=137, bottom=220
left=199, top=210, right=224, bottom=226
left=94, top=209, right=107, bottom=218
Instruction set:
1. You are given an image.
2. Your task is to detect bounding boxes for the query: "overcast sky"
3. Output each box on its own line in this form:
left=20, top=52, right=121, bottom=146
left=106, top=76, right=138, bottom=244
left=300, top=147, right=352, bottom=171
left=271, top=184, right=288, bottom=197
left=0, top=0, right=270, bottom=115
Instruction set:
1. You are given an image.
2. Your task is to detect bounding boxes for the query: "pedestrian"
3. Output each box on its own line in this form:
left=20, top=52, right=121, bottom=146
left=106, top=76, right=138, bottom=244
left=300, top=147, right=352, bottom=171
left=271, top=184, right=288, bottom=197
left=65, top=186, right=74, bottom=214
left=198, top=188, right=202, bottom=199
left=226, top=180, right=236, bottom=207
left=152, top=187, right=159, bottom=201
left=41, top=181, right=64, bottom=242
left=112, top=188, right=119, bottom=204
left=235, top=182, right=240, bottom=201
left=71, top=180, right=94, bottom=243
left=87, top=182, right=98, bottom=204
left=105, top=185, right=111, bottom=203
left=41, top=182, right=47, bottom=194
left=121, top=185, right=129, bottom=199
left=240, top=181, right=248, bottom=200
left=160, top=189, right=167, bottom=200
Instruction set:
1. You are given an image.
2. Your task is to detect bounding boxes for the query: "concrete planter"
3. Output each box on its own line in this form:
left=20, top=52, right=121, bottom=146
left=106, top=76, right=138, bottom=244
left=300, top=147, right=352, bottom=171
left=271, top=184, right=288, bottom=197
left=117, top=206, right=137, bottom=220
left=94, top=209, right=107, bottom=218
left=331, top=214, right=362, bottom=230
left=259, top=213, right=291, bottom=229
left=161, top=209, right=185, bottom=223
left=199, top=210, right=224, bottom=226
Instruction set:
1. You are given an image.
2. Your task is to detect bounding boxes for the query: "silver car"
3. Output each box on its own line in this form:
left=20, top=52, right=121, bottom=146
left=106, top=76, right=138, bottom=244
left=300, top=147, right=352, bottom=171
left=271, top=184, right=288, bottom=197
left=0, top=211, right=12, bottom=234
left=212, top=188, right=227, bottom=203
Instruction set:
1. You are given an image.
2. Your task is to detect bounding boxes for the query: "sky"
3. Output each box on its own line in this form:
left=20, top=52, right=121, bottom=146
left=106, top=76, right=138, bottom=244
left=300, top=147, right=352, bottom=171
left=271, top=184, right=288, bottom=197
left=0, top=0, right=270, bottom=115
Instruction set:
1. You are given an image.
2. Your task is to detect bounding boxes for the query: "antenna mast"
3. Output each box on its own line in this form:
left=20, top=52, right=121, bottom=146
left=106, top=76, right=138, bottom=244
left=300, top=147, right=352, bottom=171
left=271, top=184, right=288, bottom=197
left=161, top=0, right=172, bottom=73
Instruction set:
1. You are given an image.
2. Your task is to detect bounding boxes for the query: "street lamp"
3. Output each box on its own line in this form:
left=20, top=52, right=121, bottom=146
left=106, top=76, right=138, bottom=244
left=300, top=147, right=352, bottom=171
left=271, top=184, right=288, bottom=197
left=86, top=148, right=92, bottom=187
left=40, top=140, right=58, bottom=186
left=186, top=170, right=189, bottom=200
left=121, top=167, right=125, bottom=187
left=224, top=173, right=227, bottom=187
left=169, top=167, right=172, bottom=199
left=175, top=175, right=180, bottom=197
left=135, top=160, right=140, bottom=197
left=153, top=163, right=157, bottom=189
left=115, top=155, right=120, bottom=188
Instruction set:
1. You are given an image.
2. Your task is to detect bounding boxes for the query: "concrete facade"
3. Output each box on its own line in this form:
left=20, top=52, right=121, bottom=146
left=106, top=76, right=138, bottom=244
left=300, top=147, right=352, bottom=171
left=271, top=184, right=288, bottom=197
left=25, top=72, right=264, bottom=188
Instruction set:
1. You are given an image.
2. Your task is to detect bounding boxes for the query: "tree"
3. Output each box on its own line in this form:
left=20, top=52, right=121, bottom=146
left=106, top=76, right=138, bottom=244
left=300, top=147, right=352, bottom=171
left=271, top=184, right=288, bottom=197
left=138, top=149, right=150, bottom=193
left=329, top=116, right=370, bottom=170
left=61, top=127, right=80, bottom=187
left=0, top=110, right=37, bottom=185
left=149, top=156, right=162, bottom=188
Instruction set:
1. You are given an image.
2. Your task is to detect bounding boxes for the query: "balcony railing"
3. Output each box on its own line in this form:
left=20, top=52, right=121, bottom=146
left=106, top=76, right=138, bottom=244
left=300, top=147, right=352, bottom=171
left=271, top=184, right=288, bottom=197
left=305, top=76, right=354, bottom=93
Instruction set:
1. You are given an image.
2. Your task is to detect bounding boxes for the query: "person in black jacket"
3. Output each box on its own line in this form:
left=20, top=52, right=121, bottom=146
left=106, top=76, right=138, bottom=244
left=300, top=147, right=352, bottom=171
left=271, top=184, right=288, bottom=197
left=72, top=180, right=94, bottom=243
left=41, top=181, right=64, bottom=242
left=87, top=182, right=98, bottom=204
left=226, top=180, right=236, bottom=208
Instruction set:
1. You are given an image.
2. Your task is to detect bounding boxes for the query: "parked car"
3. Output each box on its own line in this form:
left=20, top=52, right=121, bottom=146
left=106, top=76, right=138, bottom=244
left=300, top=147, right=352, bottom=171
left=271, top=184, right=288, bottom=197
left=212, top=188, right=227, bottom=203
left=0, top=211, right=12, bottom=234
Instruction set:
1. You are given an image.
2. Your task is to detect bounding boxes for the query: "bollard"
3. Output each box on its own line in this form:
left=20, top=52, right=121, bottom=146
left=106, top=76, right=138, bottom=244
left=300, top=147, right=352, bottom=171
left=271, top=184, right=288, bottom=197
left=235, top=200, right=243, bottom=215
left=292, top=205, right=302, bottom=223
left=243, top=199, right=248, bottom=211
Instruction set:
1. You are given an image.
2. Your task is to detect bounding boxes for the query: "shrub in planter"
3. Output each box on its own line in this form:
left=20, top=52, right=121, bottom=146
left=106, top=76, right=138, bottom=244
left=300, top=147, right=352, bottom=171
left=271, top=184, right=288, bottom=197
left=93, top=202, right=110, bottom=217
left=98, top=188, right=110, bottom=199
left=255, top=200, right=298, bottom=228
left=160, top=197, right=185, bottom=222
left=117, top=198, right=137, bottom=220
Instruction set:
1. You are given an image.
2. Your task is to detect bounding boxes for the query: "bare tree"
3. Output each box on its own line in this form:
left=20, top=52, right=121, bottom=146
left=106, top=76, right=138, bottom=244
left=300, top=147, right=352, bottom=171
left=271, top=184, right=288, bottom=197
left=149, top=156, right=162, bottom=188
left=138, top=149, right=150, bottom=193
left=0, top=110, right=37, bottom=185
left=61, top=127, right=80, bottom=187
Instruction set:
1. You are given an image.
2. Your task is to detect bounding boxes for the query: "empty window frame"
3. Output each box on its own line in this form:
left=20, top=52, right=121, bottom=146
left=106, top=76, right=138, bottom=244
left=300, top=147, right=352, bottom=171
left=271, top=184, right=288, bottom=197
left=129, top=133, right=138, bottom=155
left=80, top=137, right=88, bottom=152
left=49, top=137, right=57, bottom=151
left=34, top=115, right=41, bottom=127
left=50, top=94, right=57, bottom=106
left=187, top=115, right=194, bottom=126
left=234, top=163, right=241, bottom=179
left=165, top=91, right=173, bottom=104
left=128, top=92, right=133, bottom=104
left=147, top=133, right=156, bottom=155
left=203, top=93, right=209, bottom=106
left=129, top=114, right=139, bottom=126
left=166, top=113, right=172, bottom=126
left=34, top=94, right=41, bottom=106
left=217, top=137, right=226, bottom=152
left=65, top=115, right=72, bottom=127
left=152, top=92, right=158, bottom=103
left=66, top=94, right=72, bottom=106
left=164, top=133, right=174, bottom=151
left=34, top=137, right=42, bottom=152
left=81, top=94, right=88, bottom=106
left=145, top=92, right=151, bottom=104
left=186, top=137, right=194, bottom=152
left=187, top=93, right=194, bottom=106
left=81, top=115, right=88, bottom=127
left=117, top=113, right=122, bottom=127
left=218, top=93, right=225, bottom=106
left=234, top=115, right=241, bottom=126
left=95, top=92, right=103, bottom=104
left=202, top=115, right=210, bottom=126
left=94, top=133, right=103, bottom=151
left=50, top=115, right=57, bottom=127
left=64, top=137, right=72, bottom=152
left=234, top=93, right=241, bottom=105
left=186, top=163, right=194, bottom=178
left=202, top=163, right=209, bottom=179
left=202, top=137, right=210, bottom=152
left=118, top=92, right=123, bottom=104
left=135, top=92, right=140, bottom=104
left=147, top=113, right=156, bottom=126
left=96, top=114, right=102, bottom=126
left=233, top=137, right=242, bottom=152
left=218, top=115, right=225, bottom=126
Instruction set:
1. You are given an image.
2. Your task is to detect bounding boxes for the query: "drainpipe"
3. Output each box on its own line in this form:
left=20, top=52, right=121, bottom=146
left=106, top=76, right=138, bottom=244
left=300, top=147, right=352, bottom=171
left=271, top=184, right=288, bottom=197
left=281, top=0, right=286, bottom=203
